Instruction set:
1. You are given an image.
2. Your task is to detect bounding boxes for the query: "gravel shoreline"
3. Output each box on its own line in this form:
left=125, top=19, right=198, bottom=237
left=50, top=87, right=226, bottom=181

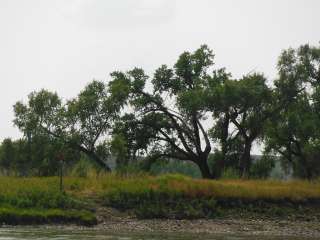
left=1, top=207, right=320, bottom=238
left=22, top=218, right=318, bottom=239
left=89, top=207, right=320, bottom=238
left=92, top=218, right=320, bottom=238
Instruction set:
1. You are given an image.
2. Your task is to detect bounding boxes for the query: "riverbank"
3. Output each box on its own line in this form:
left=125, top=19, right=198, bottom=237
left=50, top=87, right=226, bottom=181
left=1, top=223, right=319, bottom=240
left=95, top=218, right=320, bottom=238
left=0, top=174, right=319, bottom=233
left=88, top=205, right=320, bottom=238
left=11, top=217, right=319, bottom=238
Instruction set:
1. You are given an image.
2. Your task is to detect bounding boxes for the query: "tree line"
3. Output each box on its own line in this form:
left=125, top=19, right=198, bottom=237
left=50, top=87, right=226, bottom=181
left=1, top=43, right=319, bottom=179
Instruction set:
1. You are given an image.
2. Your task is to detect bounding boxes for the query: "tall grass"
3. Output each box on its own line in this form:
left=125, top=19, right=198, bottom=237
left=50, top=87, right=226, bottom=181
left=0, top=174, right=319, bottom=220
left=1, top=174, right=318, bottom=202
left=60, top=173, right=320, bottom=202
left=73, top=174, right=319, bottom=219
left=0, top=177, right=96, bottom=225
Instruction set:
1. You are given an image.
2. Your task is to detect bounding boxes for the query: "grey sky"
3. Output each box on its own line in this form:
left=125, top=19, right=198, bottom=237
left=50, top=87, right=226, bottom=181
left=0, top=0, right=319, bottom=141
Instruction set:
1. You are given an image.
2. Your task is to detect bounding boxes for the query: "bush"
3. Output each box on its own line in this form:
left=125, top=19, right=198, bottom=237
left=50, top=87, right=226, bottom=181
left=149, top=159, right=201, bottom=178
left=115, top=163, right=148, bottom=176
left=250, top=155, right=275, bottom=179
left=221, top=168, right=240, bottom=179
left=71, top=156, right=101, bottom=178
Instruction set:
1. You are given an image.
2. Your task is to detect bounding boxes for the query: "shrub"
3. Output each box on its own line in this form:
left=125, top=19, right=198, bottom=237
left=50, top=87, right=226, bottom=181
left=221, top=168, right=240, bottom=179
left=149, top=159, right=201, bottom=178
left=250, top=155, right=275, bottom=179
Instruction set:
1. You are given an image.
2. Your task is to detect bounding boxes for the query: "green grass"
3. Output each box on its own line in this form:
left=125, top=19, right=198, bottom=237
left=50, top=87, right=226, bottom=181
left=3, top=174, right=320, bottom=204
left=0, top=177, right=96, bottom=225
left=0, top=207, right=96, bottom=226
left=96, top=174, right=320, bottom=218
left=61, top=173, right=320, bottom=202
left=63, top=173, right=320, bottom=219
left=0, top=174, right=319, bottom=221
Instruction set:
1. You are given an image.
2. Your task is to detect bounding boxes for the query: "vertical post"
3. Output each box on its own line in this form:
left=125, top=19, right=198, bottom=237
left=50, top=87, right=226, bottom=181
left=60, top=159, right=63, bottom=193
left=58, top=153, right=64, bottom=193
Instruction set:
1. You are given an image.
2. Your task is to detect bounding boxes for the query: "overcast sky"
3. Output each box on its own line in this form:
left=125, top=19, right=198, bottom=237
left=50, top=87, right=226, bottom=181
left=0, top=0, right=319, bottom=141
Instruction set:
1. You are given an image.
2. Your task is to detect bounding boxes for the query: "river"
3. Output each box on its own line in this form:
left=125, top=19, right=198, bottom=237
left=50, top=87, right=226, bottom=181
left=0, top=227, right=317, bottom=240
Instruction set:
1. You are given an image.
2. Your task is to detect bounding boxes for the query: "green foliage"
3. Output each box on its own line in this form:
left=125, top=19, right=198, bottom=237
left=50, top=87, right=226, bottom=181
left=0, top=207, right=96, bottom=226
left=0, top=176, right=97, bottom=225
left=9, top=43, right=320, bottom=179
left=250, top=156, right=275, bottom=179
left=97, top=173, right=320, bottom=218
left=0, top=175, right=318, bottom=222
left=108, top=45, right=226, bottom=179
left=264, top=43, right=320, bottom=179
left=221, top=168, right=240, bottom=179
left=149, top=159, right=201, bottom=178
left=13, top=81, right=122, bottom=171
left=110, top=134, right=128, bottom=168
left=0, top=138, right=15, bottom=170
left=115, top=163, right=147, bottom=176
left=207, top=152, right=224, bottom=178
left=103, top=175, right=217, bottom=219
left=71, top=156, right=96, bottom=178
left=0, top=136, right=80, bottom=176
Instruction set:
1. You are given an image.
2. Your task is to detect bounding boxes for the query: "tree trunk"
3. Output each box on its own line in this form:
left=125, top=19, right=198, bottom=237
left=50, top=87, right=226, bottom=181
left=240, top=140, right=252, bottom=178
left=196, top=156, right=215, bottom=179
left=300, top=155, right=313, bottom=180
left=220, top=113, right=230, bottom=175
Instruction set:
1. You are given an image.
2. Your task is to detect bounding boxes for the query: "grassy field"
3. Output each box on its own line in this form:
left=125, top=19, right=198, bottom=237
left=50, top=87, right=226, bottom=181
left=0, top=174, right=319, bottom=222
left=59, top=173, right=320, bottom=201
left=0, top=177, right=96, bottom=225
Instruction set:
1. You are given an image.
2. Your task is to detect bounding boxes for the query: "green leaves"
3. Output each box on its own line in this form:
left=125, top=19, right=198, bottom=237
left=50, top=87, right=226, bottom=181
left=13, top=81, right=119, bottom=170
left=264, top=43, right=320, bottom=179
left=152, top=65, right=177, bottom=94
left=176, top=87, right=208, bottom=113
left=109, top=71, right=131, bottom=104
left=13, top=90, right=62, bottom=136
left=12, top=43, right=320, bottom=179
left=174, top=44, right=214, bottom=82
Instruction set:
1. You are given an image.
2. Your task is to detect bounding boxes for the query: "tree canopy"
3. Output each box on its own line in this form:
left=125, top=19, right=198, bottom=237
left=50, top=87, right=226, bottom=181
left=10, top=43, right=320, bottom=179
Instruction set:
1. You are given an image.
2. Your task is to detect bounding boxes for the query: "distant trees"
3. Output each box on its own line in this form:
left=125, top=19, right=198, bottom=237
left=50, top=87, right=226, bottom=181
left=264, top=44, right=320, bottom=179
left=9, top=43, right=320, bottom=179
left=0, top=138, right=15, bottom=172
left=0, top=135, right=80, bottom=176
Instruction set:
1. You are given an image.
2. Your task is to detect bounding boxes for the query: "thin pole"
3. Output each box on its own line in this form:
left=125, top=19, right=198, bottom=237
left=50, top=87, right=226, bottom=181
left=60, top=160, right=63, bottom=193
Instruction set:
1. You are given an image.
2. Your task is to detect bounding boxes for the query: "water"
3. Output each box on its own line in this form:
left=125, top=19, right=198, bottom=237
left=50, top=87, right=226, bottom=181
left=0, top=227, right=315, bottom=240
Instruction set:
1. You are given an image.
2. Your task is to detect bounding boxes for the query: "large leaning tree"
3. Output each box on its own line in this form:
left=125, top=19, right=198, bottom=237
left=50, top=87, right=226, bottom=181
left=107, top=45, right=232, bottom=179
left=13, top=81, right=124, bottom=171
